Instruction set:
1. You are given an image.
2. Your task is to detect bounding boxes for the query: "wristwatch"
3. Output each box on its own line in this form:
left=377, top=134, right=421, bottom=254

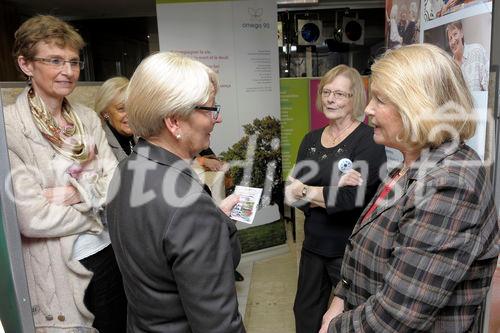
left=301, top=185, right=308, bottom=198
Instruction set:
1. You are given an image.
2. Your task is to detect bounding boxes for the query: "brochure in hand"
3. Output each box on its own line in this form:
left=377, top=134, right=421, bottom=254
left=229, top=186, right=263, bottom=224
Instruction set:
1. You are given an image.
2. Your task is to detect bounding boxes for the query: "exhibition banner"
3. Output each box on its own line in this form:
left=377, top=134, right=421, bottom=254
left=156, top=0, right=280, bottom=154
left=422, top=2, right=492, bottom=160
left=280, top=78, right=310, bottom=179
left=0, top=89, right=35, bottom=333
left=385, top=0, right=493, bottom=160
left=309, top=78, right=330, bottom=130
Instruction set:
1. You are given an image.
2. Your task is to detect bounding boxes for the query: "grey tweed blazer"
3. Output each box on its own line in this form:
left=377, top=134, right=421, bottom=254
left=330, top=142, right=499, bottom=333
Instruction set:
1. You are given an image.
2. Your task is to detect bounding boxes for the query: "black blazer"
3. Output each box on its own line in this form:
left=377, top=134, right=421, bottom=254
left=107, top=138, right=245, bottom=333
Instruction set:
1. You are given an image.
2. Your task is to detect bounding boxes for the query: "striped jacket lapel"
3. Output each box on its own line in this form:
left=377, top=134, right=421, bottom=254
left=350, top=170, right=410, bottom=236
left=350, top=143, right=460, bottom=237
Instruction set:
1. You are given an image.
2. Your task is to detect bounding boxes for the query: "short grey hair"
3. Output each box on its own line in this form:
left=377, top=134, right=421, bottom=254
left=316, top=64, right=366, bottom=119
left=94, top=76, right=129, bottom=116
left=126, top=52, right=218, bottom=138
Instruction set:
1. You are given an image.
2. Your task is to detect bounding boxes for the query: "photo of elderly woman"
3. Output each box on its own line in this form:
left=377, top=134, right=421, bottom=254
left=424, top=14, right=491, bottom=92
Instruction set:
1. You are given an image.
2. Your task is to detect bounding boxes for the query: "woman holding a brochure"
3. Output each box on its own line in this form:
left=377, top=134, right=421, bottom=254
left=286, top=64, right=386, bottom=333
left=106, top=52, right=245, bottom=333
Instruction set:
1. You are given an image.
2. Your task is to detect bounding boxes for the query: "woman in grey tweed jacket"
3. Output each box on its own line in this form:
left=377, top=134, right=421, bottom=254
left=320, top=44, right=499, bottom=333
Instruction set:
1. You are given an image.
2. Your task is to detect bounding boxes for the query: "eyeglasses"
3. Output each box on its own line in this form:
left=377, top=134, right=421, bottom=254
left=321, top=89, right=353, bottom=100
left=32, top=57, right=85, bottom=70
left=195, top=104, right=221, bottom=120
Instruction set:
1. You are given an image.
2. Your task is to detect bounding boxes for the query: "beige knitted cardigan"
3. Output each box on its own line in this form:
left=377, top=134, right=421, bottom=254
left=4, top=88, right=118, bottom=332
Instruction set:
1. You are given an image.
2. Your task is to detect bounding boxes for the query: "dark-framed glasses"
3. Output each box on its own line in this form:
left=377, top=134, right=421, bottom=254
left=195, top=104, right=221, bottom=120
left=33, top=57, right=85, bottom=70
left=321, top=89, right=353, bottom=100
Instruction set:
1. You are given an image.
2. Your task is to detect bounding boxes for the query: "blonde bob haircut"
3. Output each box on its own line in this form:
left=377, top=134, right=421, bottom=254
left=316, top=64, right=366, bottom=119
left=126, top=52, right=218, bottom=138
left=370, top=43, right=475, bottom=149
left=94, top=76, right=129, bottom=116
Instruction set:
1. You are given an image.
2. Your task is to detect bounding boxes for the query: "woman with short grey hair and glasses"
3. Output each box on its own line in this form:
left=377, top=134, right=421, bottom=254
left=106, top=52, right=245, bottom=333
left=286, top=64, right=386, bottom=333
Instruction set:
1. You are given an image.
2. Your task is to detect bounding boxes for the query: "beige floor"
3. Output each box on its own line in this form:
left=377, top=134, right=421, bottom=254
left=239, top=212, right=500, bottom=333
left=240, top=211, right=305, bottom=333
left=0, top=214, right=305, bottom=333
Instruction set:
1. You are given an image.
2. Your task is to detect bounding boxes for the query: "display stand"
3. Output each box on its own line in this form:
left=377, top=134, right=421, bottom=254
left=0, top=89, right=35, bottom=332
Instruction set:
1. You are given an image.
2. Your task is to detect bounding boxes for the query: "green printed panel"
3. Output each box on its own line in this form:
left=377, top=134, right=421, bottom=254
left=239, top=220, right=286, bottom=253
left=280, top=78, right=310, bottom=179
left=0, top=210, right=23, bottom=333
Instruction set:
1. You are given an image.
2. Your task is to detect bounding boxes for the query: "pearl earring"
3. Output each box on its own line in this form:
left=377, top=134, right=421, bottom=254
left=176, top=133, right=181, bottom=139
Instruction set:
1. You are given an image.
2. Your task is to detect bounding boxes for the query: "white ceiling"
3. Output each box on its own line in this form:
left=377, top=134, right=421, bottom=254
left=8, top=0, right=383, bottom=19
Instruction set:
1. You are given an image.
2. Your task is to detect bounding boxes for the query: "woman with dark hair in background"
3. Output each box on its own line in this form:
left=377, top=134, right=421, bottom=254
left=286, top=64, right=386, bottom=333
left=6, top=15, right=126, bottom=332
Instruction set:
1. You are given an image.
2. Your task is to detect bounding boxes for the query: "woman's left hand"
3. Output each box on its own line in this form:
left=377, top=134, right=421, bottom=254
left=319, top=296, right=345, bottom=333
left=219, top=194, right=240, bottom=216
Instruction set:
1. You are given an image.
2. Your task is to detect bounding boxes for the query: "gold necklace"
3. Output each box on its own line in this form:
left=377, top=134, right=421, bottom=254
left=330, top=121, right=355, bottom=145
left=28, top=88, right=90, bottom=162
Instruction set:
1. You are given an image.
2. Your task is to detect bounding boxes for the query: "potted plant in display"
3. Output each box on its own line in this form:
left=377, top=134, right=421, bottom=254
left=220, top=116, right=286, bottom=253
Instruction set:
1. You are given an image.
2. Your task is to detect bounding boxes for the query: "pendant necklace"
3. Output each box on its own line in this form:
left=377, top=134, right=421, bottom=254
left=330, top=120, right=355, bottom=146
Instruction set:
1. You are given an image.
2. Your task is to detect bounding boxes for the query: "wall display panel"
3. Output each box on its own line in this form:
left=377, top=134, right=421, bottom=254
left=280, top=78, right=310, bottom=179
left=156, top=0, right=283, bottom=240
left=423, top=2, right=493, bottom=160
left=486, top=2, right=500, bottom=331
left=423, top=0, right=492, bottom=22
left=156, top=0, right=280, bottom=155
left=385, top=0, right=421, bottom=50
left=384, top=0, right=492, bottom=160
left=0, top=87, right=36, bottom=333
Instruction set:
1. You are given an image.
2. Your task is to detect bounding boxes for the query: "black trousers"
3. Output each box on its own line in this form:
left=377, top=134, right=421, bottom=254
left=293, top=248, right=343, bottom=333
left=80, top=244, right=127, bottom=333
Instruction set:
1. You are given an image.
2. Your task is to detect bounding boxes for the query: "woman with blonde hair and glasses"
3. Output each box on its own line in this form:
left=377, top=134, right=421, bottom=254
left=320, top=43, right=498, bottom=333
left=286, top=64, right=385, bottom=333
left=6, top=15, right=126, bottom=332
left=106, top=52, right=245, bottom=332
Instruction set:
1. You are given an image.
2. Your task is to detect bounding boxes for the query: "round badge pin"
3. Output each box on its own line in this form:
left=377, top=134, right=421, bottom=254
left=338, top=158, right=353, bottom=173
